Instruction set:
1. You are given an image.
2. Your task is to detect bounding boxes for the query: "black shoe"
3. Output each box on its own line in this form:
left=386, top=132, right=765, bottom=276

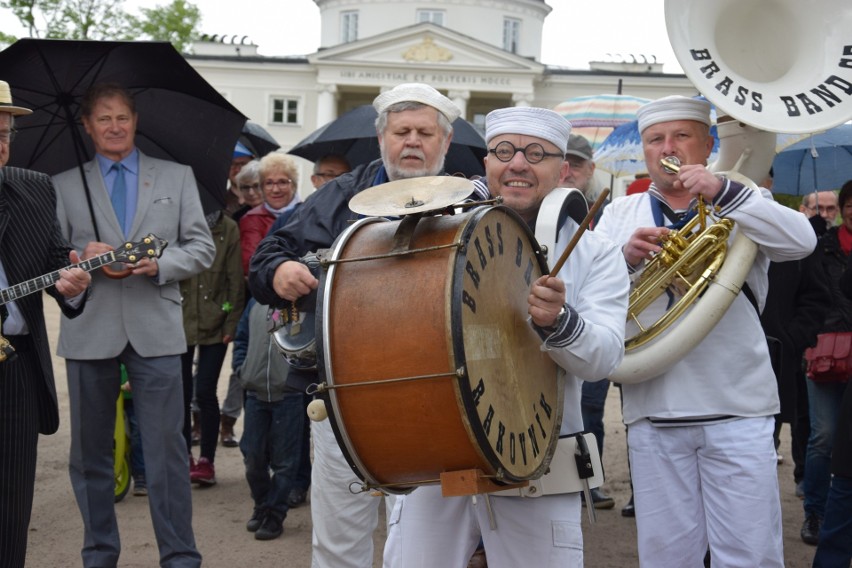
left=255, top=514, right=284, bottom=541
left=800, top=513, right=821, bottom=545
left=246, top=509, right=265, bottom=533
left=621, top=495, right=635, bottom=517
left=581, top=488, right=615, bottom=510
left=286, top=488, right=308, bottom=508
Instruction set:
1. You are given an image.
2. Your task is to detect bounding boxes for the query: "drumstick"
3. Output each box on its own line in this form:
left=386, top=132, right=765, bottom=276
left=548, top=188, right=610, bottom=277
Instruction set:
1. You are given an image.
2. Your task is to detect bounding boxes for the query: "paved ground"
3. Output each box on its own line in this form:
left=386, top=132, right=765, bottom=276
left=27, top=300, right=817, bottom=566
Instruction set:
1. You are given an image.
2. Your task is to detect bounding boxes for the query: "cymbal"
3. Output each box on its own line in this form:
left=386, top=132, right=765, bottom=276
left=348, top=176, right=475, bottom=216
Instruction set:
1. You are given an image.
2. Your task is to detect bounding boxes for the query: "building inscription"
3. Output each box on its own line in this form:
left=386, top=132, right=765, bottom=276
left=338, top=70, right=512, bottom=87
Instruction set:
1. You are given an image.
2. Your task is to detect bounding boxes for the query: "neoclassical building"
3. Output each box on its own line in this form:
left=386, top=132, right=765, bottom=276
left=188, top=0, right=697, bottom=190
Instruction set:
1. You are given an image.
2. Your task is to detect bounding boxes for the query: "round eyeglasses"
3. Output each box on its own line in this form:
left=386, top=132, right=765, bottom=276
left=488, top=141, right=563, bottom=164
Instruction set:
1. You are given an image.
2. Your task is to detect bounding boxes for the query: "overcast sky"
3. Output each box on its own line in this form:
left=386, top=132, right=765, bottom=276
left=1, top=0, right=684, bottom=73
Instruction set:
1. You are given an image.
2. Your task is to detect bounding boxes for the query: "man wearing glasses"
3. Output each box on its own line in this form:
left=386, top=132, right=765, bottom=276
left=310, top=154, right=351, bottom=190
left=0, top=79, right=91, bottom=568
left=800, top=190, right=839, bottom=235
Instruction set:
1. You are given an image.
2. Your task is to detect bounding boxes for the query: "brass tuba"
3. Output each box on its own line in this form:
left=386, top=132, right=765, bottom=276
left=610, top=0, right=852, bottom=384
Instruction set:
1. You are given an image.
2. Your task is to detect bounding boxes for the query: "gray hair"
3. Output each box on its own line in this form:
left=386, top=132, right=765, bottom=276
left=374, top=101, right=453, bottom=138
left=235, top=159, right=261, bottom=185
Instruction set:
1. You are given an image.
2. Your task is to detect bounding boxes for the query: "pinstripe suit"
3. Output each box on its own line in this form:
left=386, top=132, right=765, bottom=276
left=0, top=166, right=86, bottom=567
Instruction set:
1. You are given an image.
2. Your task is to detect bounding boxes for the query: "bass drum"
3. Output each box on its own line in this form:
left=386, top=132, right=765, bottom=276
left=317, top=206, right=562, bottom=494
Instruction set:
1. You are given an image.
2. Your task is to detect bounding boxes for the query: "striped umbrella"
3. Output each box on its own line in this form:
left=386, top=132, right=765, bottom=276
left=553, top=94, right=651, bottom=152
left=594, top=119, right=721, bottom=178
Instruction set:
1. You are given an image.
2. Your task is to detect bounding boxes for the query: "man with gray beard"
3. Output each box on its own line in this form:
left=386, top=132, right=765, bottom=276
left=249, top=83, right=461, bottom=568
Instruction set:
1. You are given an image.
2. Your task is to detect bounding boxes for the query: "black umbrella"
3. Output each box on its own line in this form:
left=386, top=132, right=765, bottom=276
left=241, top=120, right=280, bottom=158
left=288, top=104, right=486, bottom=178
left=0, top=38, right=247, bottom=215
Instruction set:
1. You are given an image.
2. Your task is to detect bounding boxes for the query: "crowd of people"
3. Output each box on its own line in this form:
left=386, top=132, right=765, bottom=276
left=0, top=73, right=849, bottom=568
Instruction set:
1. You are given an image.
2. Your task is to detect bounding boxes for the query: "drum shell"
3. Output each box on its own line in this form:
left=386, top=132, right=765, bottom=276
left=318, top=206, right=562, bottom=492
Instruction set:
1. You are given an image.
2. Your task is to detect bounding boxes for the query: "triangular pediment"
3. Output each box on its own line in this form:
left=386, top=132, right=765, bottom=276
left=309, top=23, right=543, bottom=73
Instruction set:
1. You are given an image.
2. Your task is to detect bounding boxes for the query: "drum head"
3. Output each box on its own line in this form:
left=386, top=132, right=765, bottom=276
left=452, top=206, right=563, bottom=481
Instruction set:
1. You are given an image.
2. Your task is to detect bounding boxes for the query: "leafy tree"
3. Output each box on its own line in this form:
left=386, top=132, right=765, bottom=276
left=128, top=0, right=201, bottom=53
left=0, top=0, right=201, bottom=52
left=0, top=0, right=134, bottom=40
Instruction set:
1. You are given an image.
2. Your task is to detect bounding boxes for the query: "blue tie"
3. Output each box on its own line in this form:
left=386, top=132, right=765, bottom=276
left=110, top=162, right=127, bottom=235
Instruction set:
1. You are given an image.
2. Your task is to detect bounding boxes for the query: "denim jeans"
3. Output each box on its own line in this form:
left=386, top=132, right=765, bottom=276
left=125, top=399, right=145, bottom=477
left=813, top=475, right=852, bottom=567
left=240, top=392, right=308, bottom=518
left=804, top=379, right=848, bottom=518
left=581, top=379, right=610, bottom=456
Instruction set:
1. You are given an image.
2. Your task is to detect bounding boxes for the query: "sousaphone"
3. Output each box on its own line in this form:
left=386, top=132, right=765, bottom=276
left=610, top=0, right=852, bottom=384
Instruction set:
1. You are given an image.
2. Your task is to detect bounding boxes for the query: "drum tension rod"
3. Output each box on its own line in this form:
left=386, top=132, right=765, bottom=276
left=308, top=367, right=466, bottom=395
left=321, top=241, right=462, bottom=266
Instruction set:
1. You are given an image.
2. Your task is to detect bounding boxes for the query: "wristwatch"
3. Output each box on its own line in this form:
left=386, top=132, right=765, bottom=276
left=543, top=305, right=567, bottom=334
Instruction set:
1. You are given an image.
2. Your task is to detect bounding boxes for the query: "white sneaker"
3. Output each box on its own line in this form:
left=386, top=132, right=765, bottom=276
left=776, top=453, right=784, bottom=464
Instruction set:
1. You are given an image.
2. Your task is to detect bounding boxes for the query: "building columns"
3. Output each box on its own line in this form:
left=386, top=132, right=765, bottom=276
left=448, top=89, right=470, bottom=120
left=316, top=83, right=339, bottom=126
left=512, top=92, right=534, bottom=107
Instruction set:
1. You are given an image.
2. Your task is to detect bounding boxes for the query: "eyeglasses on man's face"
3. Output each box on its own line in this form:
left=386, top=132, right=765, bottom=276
left=313, top=171, right=342, bottom=181
left=0, top=129, right=17, bottom=144
left=805, top=204, right=839, bottom=215
left=264, top=178, right=294, bottom=189
left=488, top=141, right=563, bottom=164
left=239, top=182, right=260, bottom=193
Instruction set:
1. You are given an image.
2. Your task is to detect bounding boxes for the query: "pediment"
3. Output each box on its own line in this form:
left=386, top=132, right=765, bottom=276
left=309, top=23, right=543, bottom=72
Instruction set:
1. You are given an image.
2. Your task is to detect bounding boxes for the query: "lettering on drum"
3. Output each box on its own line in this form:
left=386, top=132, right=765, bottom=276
left=456, top=208, right=561, bottom=481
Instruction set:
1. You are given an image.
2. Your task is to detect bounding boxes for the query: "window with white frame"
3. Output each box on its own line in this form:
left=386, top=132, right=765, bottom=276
left=341, top=11, right=359, bottom=43
left=503, top=17, right=520, bottom=53
left=270, top=97, right=300, bottom=125
left=417, top=9, right=445, bottom=26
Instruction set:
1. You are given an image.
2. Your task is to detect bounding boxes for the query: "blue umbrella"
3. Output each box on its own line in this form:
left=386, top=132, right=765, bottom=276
left=594, top=119, right=721, bottom=177
left=771, top=124, right=852, bottom=195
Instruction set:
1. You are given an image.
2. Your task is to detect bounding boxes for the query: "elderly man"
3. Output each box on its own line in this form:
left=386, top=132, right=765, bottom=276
left=53, top=83, right=214, bottom=568
left=0, top=80, right=91, bottom=568
left=382, top=107, right=629, bottom=567
left=310, top=154, right=352, bottom=190
left=249, top=83, right=462, bottom=567
left=594, top=95, right=817, bottom=567
left=800, top=190, right=839, bottom=235
left=562, top=133, right=597, bottom=196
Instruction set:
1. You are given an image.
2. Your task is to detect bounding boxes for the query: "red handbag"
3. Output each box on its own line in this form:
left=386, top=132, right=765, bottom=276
left=805, top=332, right=852, bottom=383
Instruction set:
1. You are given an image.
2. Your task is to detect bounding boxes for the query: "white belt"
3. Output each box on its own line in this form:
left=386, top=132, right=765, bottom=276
left=492, top=432, right=603, bottom=498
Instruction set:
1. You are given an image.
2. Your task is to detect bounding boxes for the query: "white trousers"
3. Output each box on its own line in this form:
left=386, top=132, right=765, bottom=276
left=629, top=417, right=784, bottom=568
left=383, top=485, right=582, bottom=568
left=311, top=418, right=387, bottom=568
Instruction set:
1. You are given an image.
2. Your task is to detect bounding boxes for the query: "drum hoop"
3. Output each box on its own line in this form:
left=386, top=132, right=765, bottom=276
left=317, top=215, right=394, bottom=491
left=449, top=205, right=564, bottom=481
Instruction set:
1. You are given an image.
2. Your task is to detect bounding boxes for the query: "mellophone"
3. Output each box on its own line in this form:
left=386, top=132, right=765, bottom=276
left=272, top=178, right=564, bottom=495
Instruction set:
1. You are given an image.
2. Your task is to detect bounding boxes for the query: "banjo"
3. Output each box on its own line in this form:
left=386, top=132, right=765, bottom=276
left=0, top=234, right=167, bottom=361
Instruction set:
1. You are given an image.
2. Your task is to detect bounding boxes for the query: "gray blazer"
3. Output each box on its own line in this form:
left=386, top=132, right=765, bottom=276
left=53, top=151, right=215, bottom=359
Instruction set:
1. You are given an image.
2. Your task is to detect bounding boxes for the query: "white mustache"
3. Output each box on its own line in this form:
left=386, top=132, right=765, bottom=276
left=400, top=150, right=425, bottom=161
